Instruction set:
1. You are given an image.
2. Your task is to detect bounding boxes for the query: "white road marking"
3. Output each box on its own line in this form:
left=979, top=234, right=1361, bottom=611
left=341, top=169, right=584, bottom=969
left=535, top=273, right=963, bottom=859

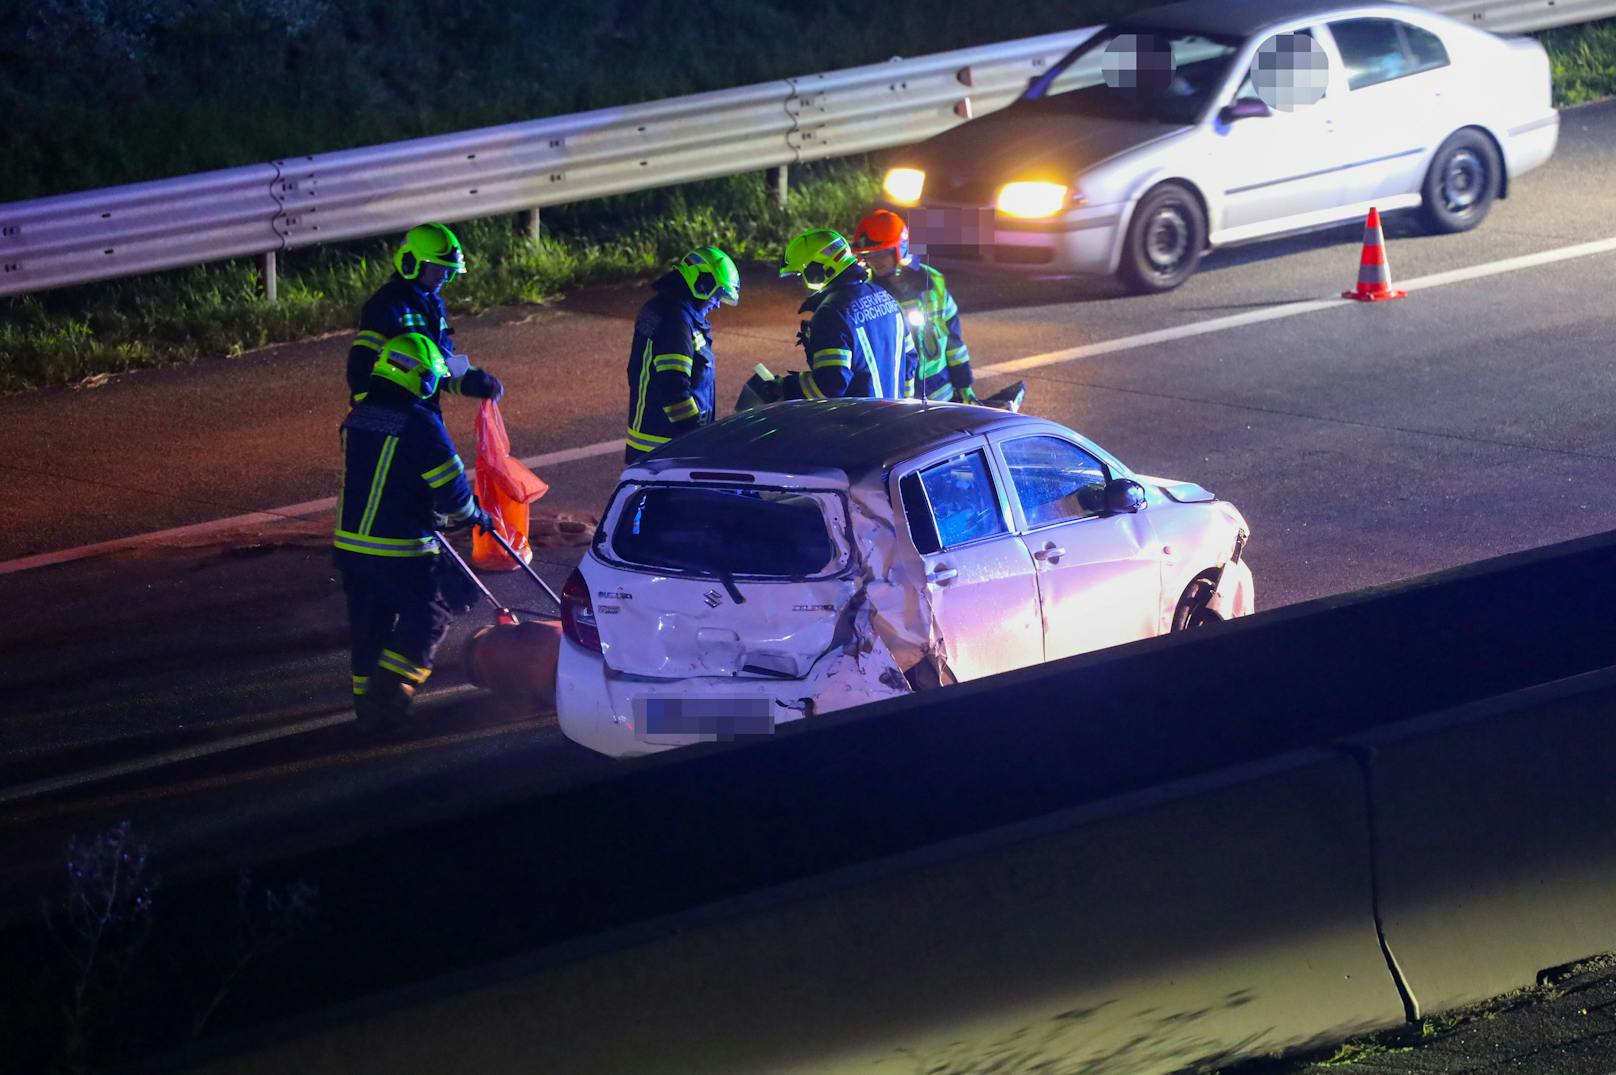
left=6, top=234, right=1616, bottom=580
left=974, top=235, right=1616, bottom=378
left=0, top=439, right=622, bottom=576
left=0, top=683, right=486, bottom=805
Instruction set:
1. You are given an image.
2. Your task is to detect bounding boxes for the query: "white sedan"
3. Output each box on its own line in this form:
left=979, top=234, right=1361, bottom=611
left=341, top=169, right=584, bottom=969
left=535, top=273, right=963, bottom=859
left=556, top=400, right=1254, bottom=758
left=881, top=0, right=1558, bottom=291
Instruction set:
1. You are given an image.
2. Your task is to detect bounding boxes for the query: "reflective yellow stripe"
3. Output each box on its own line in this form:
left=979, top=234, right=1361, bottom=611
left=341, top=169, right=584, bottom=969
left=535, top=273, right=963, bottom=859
left=662, top=397, right=699, bottom=421
left=652, top=354, right=694, bottom=374
left=378, top=648, right=431, bottom=684
left=357, top=436, right=398, bottom=537
left=798, top=371, right=825, bottom=400
left=352, top=332, right=385, bottom=352
left=352, top=674, right=370, bottom=696
left=626, top=427, right=671, bottom=453
left=629, top=339, right=653, bottom=437
left=423, top=455, right=464, bottom=488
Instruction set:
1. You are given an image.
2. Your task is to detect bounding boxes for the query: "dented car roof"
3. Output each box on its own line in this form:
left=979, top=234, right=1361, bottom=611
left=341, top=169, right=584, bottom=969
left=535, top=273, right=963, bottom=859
left=639, top=399, right=1030, bottom=479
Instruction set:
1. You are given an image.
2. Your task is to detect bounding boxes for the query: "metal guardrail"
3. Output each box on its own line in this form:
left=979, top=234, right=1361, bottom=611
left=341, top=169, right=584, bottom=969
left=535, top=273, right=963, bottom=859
left=2, top=1, right=1612, bottom=299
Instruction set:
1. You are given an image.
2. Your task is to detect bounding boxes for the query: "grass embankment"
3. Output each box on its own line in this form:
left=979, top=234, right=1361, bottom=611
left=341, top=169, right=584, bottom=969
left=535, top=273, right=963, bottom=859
left=2, top=6, right=1613, bottom=392
left=1543, top=16, right=1616, bottom=105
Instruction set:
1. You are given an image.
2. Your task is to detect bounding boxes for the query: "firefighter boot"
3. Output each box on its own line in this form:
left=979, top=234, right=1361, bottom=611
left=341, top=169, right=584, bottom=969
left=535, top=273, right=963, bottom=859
left=362, top=672, right=418, bottom=736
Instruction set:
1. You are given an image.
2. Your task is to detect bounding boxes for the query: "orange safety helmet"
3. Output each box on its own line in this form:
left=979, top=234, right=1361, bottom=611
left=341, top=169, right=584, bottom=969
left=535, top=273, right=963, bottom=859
left=851, top=209, right=911, bottom=265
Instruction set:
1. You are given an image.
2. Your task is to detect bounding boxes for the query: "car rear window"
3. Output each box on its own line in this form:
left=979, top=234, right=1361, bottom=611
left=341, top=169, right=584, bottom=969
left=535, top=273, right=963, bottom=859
left=610, top=485, right=843, bottom=578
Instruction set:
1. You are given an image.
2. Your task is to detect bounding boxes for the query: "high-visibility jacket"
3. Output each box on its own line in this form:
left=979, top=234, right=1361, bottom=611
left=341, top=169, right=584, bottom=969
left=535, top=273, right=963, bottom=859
left=875, top=262, right=973, bottom=402
left=345, top=275, right=498, bottom=408
left=333, top=383, right=479, bottom=561
left=625, top=275, right=716, bottom=459
left=781, top=265, right=915, bottom=401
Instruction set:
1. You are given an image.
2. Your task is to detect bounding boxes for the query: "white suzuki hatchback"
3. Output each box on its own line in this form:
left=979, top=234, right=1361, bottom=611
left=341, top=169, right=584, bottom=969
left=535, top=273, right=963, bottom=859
left=557, top=400, right=1254, bottom=758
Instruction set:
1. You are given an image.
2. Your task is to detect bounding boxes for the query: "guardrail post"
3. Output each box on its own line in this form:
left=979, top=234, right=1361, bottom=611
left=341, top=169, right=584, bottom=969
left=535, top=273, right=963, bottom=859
left=767, top=166, right=789, bottom=208
left=260, top=251, right=278, bottom=304
left=516, top=208, right=541, bottom=240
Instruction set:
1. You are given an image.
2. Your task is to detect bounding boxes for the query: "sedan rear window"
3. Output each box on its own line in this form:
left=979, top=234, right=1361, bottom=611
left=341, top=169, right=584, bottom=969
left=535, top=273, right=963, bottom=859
left=1331, top=19, right=1448, bottom=90
left=610, top=485, right=843, bottom=578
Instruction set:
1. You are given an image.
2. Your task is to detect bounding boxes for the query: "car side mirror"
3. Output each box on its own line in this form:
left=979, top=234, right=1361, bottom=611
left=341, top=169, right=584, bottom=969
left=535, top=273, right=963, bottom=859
left=1218, top=97, right=1272, bottom=123
left=1104, top=478, right=1147, bottom=514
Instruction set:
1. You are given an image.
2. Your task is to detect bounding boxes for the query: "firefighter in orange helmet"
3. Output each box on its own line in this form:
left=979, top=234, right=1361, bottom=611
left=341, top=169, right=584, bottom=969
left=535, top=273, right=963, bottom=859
left=851, top=209, right=977, bottom=403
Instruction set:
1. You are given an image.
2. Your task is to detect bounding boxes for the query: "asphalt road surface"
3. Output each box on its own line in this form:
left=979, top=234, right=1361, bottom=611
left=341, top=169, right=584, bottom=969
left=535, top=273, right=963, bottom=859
left=2, top=99, right=1615, bottom=1068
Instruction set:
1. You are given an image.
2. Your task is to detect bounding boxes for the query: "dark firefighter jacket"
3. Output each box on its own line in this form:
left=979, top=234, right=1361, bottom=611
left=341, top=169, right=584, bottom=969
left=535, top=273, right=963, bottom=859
left=876, top=261, right=973, bottom=401
left=625, top=273, right=717, bottom=457
left=346, top=274, right=499, bottom=409
left=334, top=380, right=479, bottom=562
left=782, top=264, right=915, bottom=401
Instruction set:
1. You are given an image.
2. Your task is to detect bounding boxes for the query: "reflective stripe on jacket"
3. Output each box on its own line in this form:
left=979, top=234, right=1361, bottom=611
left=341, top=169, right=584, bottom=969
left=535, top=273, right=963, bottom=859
left=334, top=391, right=477, bottom=560
left=876, top=262, right=972, bottom=401
left=782, top=266, right=915, bottom=401
left=345, top=275, right=484, bottom=409
left=625, top=277, right=716, bottom=457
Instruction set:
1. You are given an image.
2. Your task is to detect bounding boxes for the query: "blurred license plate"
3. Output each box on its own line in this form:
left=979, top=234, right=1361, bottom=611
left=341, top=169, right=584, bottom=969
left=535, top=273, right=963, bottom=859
left=634, top=696, right=775, bottom=739
left=908, top=205, right=994, bottom=254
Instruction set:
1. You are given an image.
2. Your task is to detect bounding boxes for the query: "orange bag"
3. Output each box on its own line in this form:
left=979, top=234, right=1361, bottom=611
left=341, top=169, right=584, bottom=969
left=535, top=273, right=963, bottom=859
left=471, top=400, right=549, bottom=571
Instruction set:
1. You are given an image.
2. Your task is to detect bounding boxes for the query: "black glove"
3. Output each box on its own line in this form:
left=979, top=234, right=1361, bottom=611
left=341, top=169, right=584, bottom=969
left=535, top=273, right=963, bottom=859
left=795, top=320, right=812, bottom=352
left=451, top=504, right=496, bottom=533
left=461, top=367, right=504, bottom=402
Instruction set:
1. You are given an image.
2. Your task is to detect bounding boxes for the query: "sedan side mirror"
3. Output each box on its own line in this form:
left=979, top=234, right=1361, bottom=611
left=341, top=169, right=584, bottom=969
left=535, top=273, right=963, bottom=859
left=1218, top=96, right=1272, bottom=123
left=1104, top=478, right=1148, bottom=514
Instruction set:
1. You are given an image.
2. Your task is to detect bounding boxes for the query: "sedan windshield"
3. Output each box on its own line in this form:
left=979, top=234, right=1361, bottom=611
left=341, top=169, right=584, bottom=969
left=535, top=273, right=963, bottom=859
left=1023, top=26, right=1243, bottom=125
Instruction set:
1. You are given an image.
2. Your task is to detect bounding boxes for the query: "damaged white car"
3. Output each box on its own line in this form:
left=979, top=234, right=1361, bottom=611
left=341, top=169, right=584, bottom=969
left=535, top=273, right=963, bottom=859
left=557, top=399, right=1254, bottom=758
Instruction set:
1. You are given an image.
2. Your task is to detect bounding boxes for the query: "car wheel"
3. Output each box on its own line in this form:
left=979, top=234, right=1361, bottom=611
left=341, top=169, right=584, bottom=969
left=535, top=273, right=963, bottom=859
left=1171, top=577, right=1221, bottom=632
left=1420, top=130, right=1501, bottom=235
left=1118, top=182, right=1206, bottom=294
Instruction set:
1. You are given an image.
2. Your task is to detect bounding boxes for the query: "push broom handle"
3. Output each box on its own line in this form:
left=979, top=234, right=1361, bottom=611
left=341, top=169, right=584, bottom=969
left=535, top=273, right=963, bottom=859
left=432, top=530, right=509, bottom=615
left=488, top=527, right=563, bottom=610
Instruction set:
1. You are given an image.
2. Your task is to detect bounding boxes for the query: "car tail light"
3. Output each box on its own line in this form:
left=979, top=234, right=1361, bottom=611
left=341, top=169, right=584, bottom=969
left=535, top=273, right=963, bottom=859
left=560, top=569, right=601, bottom=653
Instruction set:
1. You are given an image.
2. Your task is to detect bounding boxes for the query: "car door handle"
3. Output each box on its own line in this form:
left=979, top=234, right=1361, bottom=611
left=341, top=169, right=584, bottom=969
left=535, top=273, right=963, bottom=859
left=1033, top=544, right=1066, bottom=563
left=927, top=565, right=958, bottom=586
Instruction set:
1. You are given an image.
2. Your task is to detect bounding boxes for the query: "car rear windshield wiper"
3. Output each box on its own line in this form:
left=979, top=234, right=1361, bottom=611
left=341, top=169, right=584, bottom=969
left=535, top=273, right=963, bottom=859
left=653, top=551, right=746, bottom=605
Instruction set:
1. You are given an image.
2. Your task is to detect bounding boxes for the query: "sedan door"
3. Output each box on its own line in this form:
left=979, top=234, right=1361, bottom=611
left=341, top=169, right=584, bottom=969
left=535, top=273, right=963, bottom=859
left=897, top=446, right=1044, bottom=680
left=1209, top=27, right=1351, bottom=238
left=996, top=435, right=1163, bottom=662
left=1321, top=17, right=1456, bottom=205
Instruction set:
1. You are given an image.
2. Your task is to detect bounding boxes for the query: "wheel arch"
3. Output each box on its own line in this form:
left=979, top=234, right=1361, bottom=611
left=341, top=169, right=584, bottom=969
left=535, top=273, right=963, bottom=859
left=1110, top=176, right=1214, bottom=273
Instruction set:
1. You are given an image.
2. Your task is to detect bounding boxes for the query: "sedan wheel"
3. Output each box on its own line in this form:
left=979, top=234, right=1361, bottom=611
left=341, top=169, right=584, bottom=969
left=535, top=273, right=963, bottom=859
left=1119, top=182, right=1206, bottom=294
left=1420, top=130, right=1501, bottom=235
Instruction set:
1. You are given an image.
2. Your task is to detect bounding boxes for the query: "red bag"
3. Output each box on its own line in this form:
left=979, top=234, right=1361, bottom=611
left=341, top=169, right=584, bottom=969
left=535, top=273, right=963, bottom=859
left=471, top=400, right=548, bottom=571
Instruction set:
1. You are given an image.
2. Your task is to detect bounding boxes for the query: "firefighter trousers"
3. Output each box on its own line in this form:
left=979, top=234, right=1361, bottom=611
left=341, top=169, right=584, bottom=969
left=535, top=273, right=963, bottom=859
left=339, top=555, right=454, bottom=699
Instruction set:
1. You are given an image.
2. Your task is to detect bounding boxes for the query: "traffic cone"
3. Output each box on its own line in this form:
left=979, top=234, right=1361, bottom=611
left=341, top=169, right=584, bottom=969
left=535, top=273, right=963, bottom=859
left=1342, top=207, right=1405, bottom=302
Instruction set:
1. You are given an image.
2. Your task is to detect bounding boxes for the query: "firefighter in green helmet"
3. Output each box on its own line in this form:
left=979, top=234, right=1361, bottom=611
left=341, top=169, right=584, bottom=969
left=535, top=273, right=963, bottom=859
left=334, top=332, right=494, bottom=732
left=346, top=223, right=505, bottom=409
left=624, top=246, right=740, bottom=463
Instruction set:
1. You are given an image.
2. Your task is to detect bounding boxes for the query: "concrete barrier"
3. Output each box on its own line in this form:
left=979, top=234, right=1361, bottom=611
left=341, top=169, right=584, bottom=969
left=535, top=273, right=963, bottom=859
left=48, top=529, right=1616, bottom=1073
left=1354, top=666, right=1616, bottom=1015
left=185, top=752, right=1403, bottom=1075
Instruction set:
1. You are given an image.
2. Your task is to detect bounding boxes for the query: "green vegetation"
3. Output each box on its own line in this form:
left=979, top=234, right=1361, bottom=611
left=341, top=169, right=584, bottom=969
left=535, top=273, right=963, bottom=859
left=1544, top=16, right=1616, bottom=105
left=2, top=3, right=1614, bottom=392
left=0, top=163, right=879, bottom=392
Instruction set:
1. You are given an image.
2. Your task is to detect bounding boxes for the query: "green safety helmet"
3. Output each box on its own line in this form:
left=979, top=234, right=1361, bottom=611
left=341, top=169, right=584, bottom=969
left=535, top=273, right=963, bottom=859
left=372, top=333, right=450, bottom=399
left=676, top=246, right=740, bottom=306
left=394, top=222, right=467, bottom=280
left=778, top=229, right=858, bottom=292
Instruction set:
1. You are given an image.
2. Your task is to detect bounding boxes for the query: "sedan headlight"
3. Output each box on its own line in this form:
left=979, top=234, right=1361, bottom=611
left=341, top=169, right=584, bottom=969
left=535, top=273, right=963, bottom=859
left=883, top=167, right=926, bottom=206
left=996, top=181, right=1070, bottom=219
